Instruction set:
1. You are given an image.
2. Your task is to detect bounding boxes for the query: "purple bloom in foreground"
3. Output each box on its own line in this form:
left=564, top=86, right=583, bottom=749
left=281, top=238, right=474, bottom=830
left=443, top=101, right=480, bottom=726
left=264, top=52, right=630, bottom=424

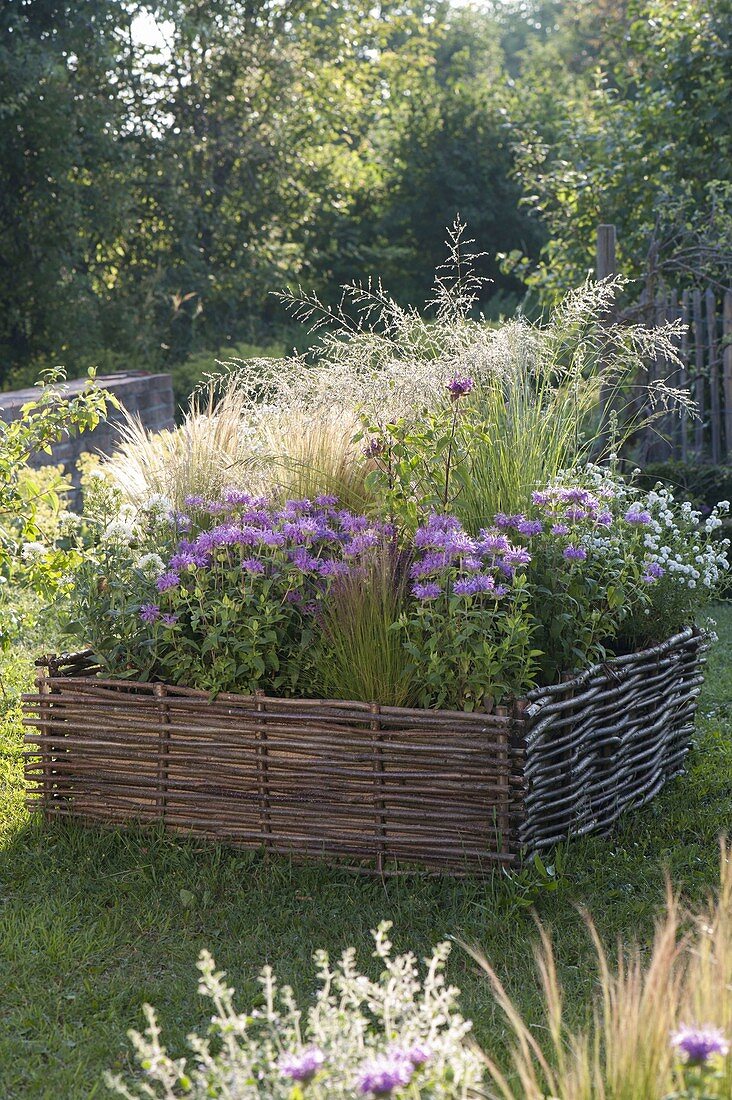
left=279, top=1047, right=325, bottom=1082
left=446, top=375, right=474, bottom=400
left=160, top=613, right=179, bottom=626
left=551, top=523, right=570, bottom=536
left=515, top=518, right=543, bottom=536
left=502, top=547, right=531, bottom=567
left=597, top=511, right=613, bottom=527
left=453, top=573, right=499, bottom=596
left=358, top=1053, right=414, bottom=1096
left=139, top=603, right=160, bottom=624
left=412, top=581, right=442, bottom=600
left=402, top=1043, right=432, bottom=1067
left=241, top=557, right=265, bottom=574
left=624, top=508, right=652, bottom=525
left=315, top=493, right=339, bottom=507
left=671, top=1025, right=729, bottom=1065
left=183, top=494, right=206, bottom=509
left=563, top=545, right=587, bottom=561
left=156, top=571, right=181, bottom=592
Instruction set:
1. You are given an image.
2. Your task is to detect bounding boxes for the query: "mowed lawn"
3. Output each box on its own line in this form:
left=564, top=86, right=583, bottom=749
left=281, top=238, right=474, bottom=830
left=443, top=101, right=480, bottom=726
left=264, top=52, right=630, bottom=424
left=1, top=608, right=731, bottom=1098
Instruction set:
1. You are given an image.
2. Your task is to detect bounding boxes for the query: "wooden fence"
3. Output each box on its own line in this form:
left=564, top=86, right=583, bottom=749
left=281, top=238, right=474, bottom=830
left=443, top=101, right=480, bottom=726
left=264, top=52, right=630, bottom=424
left=596, top=224, right=732, bottom=464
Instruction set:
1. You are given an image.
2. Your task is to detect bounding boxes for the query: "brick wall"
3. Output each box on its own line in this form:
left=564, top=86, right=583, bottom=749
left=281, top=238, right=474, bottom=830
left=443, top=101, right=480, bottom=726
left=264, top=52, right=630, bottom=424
left=0, top=371, right=175, bottom=487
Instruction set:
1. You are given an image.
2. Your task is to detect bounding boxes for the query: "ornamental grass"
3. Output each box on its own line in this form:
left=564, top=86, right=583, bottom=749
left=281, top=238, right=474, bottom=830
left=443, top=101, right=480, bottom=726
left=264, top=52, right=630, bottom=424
left=473, top=840, right=732, bottom=1100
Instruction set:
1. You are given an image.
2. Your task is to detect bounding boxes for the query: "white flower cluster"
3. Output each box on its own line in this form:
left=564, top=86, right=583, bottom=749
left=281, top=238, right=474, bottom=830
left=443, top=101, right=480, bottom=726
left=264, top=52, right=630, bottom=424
left=134, top=552, right=165, bottom=580
left=106, top=922, right=484, bottom=1099
left=636, top=488, right=729, bottom=591
left=566, top=464, right=730, bottom=594
left=20, top=541, right=47, bottom=561
left=100, top=504, right=139, bottom=546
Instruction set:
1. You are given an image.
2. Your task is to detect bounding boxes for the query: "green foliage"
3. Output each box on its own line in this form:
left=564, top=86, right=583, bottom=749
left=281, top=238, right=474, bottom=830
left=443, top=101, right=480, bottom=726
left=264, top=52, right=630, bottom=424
left=0, top=603, right=731, bottom=1095
left=401, top=573, right=539, bottom=711
left=0, top=369, right=112, bottom=645
left=506, top=0, right=732, bottom=302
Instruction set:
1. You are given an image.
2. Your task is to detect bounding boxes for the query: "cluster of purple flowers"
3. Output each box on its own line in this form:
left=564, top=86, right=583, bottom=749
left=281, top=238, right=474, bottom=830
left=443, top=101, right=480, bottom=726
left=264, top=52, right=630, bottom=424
left=445, top=374, right=474, bottom=400
left=357, top=1045, right=432, bottom=1095
left=410, top=514, right=521, bottom=601
left=278, top=1042, right=432, bottom=1095
left=140, top=494, right=391, bottom=623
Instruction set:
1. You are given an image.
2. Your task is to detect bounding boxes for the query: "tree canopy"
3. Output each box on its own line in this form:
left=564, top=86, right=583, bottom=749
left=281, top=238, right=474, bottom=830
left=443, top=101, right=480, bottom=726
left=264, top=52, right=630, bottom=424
left=1, top=0, right=729, bottom=387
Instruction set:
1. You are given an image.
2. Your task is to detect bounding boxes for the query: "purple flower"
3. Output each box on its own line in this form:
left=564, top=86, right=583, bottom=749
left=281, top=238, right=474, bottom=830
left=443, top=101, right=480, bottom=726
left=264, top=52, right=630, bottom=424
left=318, top=559, right=351, bottom=577
left=315, top=493, right=339, bottom=507
left=160, top=613, right=179, bottom=626
left=139, top=603, right=160, bottom=624
left=183, top=494, right=206, bottom=509
left=453, top=573, right=497, bottom=596
left=345, top=531, right=380, bottom=556
left=402, top=1043, right=432, bottom=1067
left=596, top=511, right=613, bottom=527
left=624, top=508, right=652, bottom=525
left=290, top=547, right=319, bottom=572
left=502, top=547, right=531, bottom=566
left=531, top=490, right=550, bottom=506
left=358, top=1053, right=413, bottom=1095
left=564, top=506, right=588, bottom=522
left=363, top=437, right=385, bottom=459
left=551, top=523, right=570, bottom=536
left=446, top=375, right=474, bottom=400
left=515, top=518, right=543, bottom=536
left=156, top=571, right=180, bottom=592
left=412, top=581, right=442, bottom=600
left=222, top=487, right=253, bottom=508
left=241, top=558, right=265, bottom=574
left=644, top=561, right=665, bottom=579
left=671, top=1025, right=729, bottom=1065
left=477, top=530, right=511, bottom=555
left=495, top=512, right=524, bottom=529
left=563, top=545, right=587, bottom=561
left=169, top=551, right=197, bottom=570
left=279, top=1047, right=325, bottom=1082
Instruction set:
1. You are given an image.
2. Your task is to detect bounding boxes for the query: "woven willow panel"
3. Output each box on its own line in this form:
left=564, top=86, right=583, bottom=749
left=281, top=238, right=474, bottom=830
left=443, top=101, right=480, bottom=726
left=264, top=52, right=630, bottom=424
left=521, top=627, right=705, bottom=851
left=23, top=627, right=704, bottom=874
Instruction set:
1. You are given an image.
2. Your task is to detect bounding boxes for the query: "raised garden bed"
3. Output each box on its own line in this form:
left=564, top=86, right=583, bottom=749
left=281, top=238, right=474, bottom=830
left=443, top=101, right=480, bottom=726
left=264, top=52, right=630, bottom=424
left=23, top=627, right=705, bottom=874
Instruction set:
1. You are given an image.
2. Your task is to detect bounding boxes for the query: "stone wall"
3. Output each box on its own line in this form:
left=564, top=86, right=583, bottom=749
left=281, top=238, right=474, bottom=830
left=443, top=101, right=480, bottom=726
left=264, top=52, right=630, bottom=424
left=0, top=371, right=175, bottom=486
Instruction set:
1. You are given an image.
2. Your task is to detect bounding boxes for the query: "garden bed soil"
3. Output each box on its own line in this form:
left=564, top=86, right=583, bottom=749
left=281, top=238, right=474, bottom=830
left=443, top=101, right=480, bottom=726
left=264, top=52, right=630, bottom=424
left=23, top=627, right=705, bottom=874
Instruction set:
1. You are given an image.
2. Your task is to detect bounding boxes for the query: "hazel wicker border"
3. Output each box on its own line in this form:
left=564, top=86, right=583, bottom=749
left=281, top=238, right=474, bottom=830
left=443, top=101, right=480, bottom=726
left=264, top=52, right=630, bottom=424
left=22, top=626, right=705, bottom=875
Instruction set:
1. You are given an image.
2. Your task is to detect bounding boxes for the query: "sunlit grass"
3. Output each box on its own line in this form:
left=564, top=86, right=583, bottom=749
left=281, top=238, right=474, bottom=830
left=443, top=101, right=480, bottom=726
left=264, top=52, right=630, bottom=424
left=0, top=605, right=729, bottom=1097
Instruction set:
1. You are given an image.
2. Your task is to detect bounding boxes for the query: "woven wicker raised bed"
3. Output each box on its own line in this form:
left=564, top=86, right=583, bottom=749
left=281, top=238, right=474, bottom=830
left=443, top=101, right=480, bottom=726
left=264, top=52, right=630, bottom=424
left=23, top=627, right=705, bottom=874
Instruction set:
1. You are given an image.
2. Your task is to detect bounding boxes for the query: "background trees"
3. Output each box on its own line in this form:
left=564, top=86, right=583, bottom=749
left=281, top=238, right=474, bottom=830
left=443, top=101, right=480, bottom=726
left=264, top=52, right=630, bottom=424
left=1, top=0, right=729, bottom=390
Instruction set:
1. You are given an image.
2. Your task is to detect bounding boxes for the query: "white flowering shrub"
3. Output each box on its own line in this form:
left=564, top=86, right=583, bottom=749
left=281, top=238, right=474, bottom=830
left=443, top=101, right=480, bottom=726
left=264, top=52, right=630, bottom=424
left=106, top=923, right=484, bottom=1099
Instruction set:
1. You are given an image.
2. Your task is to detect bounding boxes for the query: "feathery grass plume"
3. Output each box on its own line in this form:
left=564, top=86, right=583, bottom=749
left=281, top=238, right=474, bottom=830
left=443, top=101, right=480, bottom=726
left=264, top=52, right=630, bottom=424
left=105, top=385, right=263, bottom=510
left=112, top=221, right=694, bottom=519
left=258, top=407, right=372, bottom=513
left=469, top=839, right=732, bottom=1099
left=315, top=541, right=415, bottom=706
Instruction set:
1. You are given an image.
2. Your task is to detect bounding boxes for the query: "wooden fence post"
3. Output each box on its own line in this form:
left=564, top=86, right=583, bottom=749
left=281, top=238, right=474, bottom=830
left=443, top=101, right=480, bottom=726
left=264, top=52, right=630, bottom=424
left=706, top=288, right=721, bottom=464
left=692, top=290, right=705, bottom=461
left=596, top=225, right=617, bottom=443
left=724, top=289, right=732, bottom=461
left=596, top=224, right=617, bottom=281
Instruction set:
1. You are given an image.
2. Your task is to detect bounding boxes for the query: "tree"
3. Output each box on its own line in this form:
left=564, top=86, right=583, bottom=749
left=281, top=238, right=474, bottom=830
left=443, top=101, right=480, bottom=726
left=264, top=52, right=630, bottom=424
left=505, top=0, right=732, bottom=302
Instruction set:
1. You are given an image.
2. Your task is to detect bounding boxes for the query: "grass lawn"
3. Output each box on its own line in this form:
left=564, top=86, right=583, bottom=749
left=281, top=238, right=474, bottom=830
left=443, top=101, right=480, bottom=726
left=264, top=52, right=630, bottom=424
left=1, top=608, right=731, bottom=1098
